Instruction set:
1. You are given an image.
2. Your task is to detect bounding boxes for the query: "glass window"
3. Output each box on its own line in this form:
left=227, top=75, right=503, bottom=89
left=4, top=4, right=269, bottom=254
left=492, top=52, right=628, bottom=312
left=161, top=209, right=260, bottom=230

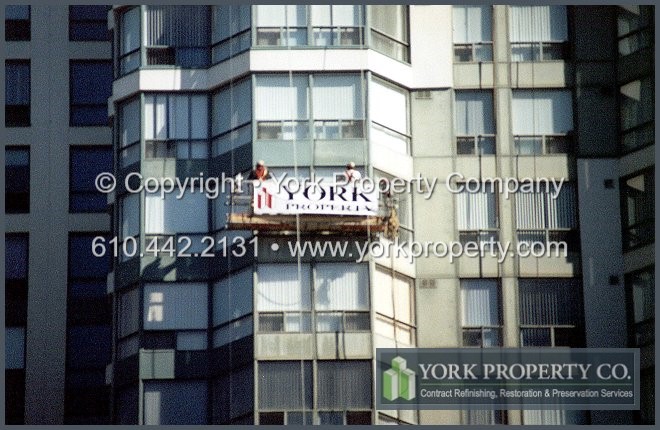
left=456, top=185, right=498, bottom=246
left=523, top=410, right=588, bottom=425
left=6, top=234, right=28, bottom=280
left=373, top=266, right=416, bottom=346
left=621, top=170, right=654, bottom=250
left=144, top=94, right=209, bottom=159
left=626, top=267, right=654, bottom=347
left=512, top=90, right=573, bottom=154
left=255, top=5, right=307, bottom=47
left=212, top=78, right=252, bottom=137
left=145, top=191, right=208, bottom=234
left=369, top=5, right=409, bottom=62
left=213, top=366, right=254, bottom=423
left=213, top=268, right=253, bottom=326
left=5, top=147, right=29, bottom=213
left=455, top=91, right=495, bottom=154
left=453, top=6, right=493, bottom=61
left=258, top=361, right=313, bottom=410
left=5, top=5, right=30, bottom=41
left=461, top=280, right=502, bottom=347
left=143, top=283, right=208, bottom=330
left=620, top=77, right=654, bottom=132
left=5, top=60, right=30, bottom=127
left=519, top=278, right=583, bottom=347
left=5, top=327, right=25, bottom=369
left=69, top=6, right=111, bottom=41
left=310, top=5, right=364, bottom=46
left=70, top=147, right=112, bottom=212
left=212, top=5, right=251, bottom=63
left=119, top=288, right=140, bottom=338
left=118, top=98, right=140, bottom=167
left=618, top=6, right=653, bottom=56
left=510, top=6, right=568, bottom=61
left=143, top=381, right=208, bottom=424
left=317, top=361, right=372, bottom=409
left=257, top=264, right=311, bottom=312
left=70, top=61, right=113, bottom=126
left=144, top=6, right=210, bottom=68
left=119, top=7, right=140, bottom=75
left=370, top=77, right=410, bottom=155
left=462, top=409, right=505, bottom=425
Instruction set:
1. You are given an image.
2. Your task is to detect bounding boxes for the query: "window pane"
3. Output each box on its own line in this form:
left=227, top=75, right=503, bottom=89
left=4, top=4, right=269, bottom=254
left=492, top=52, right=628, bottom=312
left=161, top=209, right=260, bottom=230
left=66, top=325, right=112, bottom=368
left=620, top=78, right=654, bottom=131
left=5, top=60, right=30, bottom=126
left=5, top=327, right=25, bottom=369
left=70, top=147, right=112, bottom=212
left=213, top=78, right=252, bottom=135
left=510, top=6, right=567, bottom=42
left=461, top=279, right=500, bottom=326
left=312, top=74, right=363, bottom=120
left=145, top=191, right=208, bottom=234
left=69, top=6, right=110, bottom=41
left=5, top=5, right=30, bottom=41
left=143, top=283, right=208, bottom=330
left=213, top=268, right=253, bottom=326
left=257, top=264, right=311, bottom=311
left=6, top=235, right=28, bottom=280
left=453, top=6, right=492, bottom=43
left=70, top=61, right=112, bottom=126
left=455, top=91, right=494, bottom=135
left=255, top=75, right=309, bottom=121
left=5, top=147, right=30, bottom=213
left=512, top=90, right=573, bottom=135
left=519, top=278, right=581, bottom=326
left=315, top=263, right=369, bottom=311
left=317, top=361, right=372, bottom=409
left=69, top=234, right=110, bottom=278
left=456, top=186, right=497, bottom=230
left=370, top=78, right=408, bottom=134
left=143, top=381, right=208, bottom=424
left=370, top=5, right=408, bottom=42
left=258, top=361, right=312, bottom=410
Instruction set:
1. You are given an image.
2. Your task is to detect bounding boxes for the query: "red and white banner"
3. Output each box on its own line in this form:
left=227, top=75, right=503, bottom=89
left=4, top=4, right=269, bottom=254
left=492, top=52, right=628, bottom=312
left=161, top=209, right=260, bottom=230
left=252, top=180, right=378, bottom=216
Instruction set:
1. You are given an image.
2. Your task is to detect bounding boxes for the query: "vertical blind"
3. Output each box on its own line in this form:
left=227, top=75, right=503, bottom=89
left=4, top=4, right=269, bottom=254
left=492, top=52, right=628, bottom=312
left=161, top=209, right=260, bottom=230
left=145, top=191, right=208, bottom=234
left=213, top=268, right=253, bottom=326
left=143, top=381, right=208, bottom=425
left=370, top=78, right=408, bottom=133
left=143, top=283, right=208, bottom=330
left=523, top=410, right=587, bottom=425
left=512, top=90, right=573, bottom=135
left=257, top=264, right=311, bottom=311
left=258, top=361, right=313, bottom=409
left=461, top=279, right=499, bottom=326
left=145, top=6, right=210, bottom=47
left=314, top=263, right=369, bottom=311
left=5, top=62, right=29, bottom=105
left=311, top=74, right=363, bottom=120
left=455, top=91, right=495, bottom=135
left=255, top=75, right=309, bottom=120
left=317, top=361, right=372, bottom=409
left=255, top=5, right=306, bottom=27
left=519, top=278, right=580, bottom=326
left=453, top=6, right=492, bottom=43
left=213, top=79, right=252, bottom=135
left=509, top=6, right=567, bottom=42
left=515, top=183, right=577, bottom=229
left=456, top=188, right=497, bottom=230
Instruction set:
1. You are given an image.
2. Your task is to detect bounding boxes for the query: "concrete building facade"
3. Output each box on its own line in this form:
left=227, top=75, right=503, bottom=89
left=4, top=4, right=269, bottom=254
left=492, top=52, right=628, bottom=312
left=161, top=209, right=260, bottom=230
left=4, top=4, right=655, bottom=425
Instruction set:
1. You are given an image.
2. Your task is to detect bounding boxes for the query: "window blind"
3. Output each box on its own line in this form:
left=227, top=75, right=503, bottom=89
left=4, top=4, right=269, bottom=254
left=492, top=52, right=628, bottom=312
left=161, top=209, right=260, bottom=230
left=453, top=6, right=492, bottom=43
left=512, top=90, right=573, bottom=135
left=456, top=187, right=497, bottom=230
left=255, top=75, right=309, bottom=120
left=311, top=74, right=363, bottom=120
left=509, top=6, right=567, bottom=42
left=518, top=278, right=580, bottom=326
left=314, top=263, right=369, bottom=311
left=455, top=91, right=495, bottom=135
left=461, top=279, right=499, bottom=326
left=257, top=264, right=311, bottom=311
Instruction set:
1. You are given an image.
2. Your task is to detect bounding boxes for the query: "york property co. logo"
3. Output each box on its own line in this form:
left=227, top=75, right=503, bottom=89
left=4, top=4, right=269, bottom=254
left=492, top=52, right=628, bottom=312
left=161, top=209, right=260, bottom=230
left=256, top=187, right=273, bottom=209
left=383, top=356, right=416, bottom=401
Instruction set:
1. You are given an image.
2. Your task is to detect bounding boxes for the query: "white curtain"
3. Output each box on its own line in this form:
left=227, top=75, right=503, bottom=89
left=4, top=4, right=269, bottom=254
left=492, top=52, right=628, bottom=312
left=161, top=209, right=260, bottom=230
left=257, top=264, right=311, bottom=311
left=455, top=91, right=494, bottom=135
left=255, top=75, right=309, bottom=120
left=120, top=99, right=140, bottom=147
left=315, top=263, right=369, bottom=311
left=213, top=78, right=252, bottom=135
left=5, top=327, right=25, bottom=369
left=456, top=188, right=497, bottom=230
left=6, top=62, right=29, bottom=105
left=143, top=283, right=208, bottom=330
left=453, top=6, right=492, bottom=43
left=512, top=90, right=573, bottom=135
left=370, top=78, right=408, bottom=133
left=145, top=192, right=208, bottom=234
left=461, top=279, right=499, bottom=326
left=256, top=5, right=306, bottom=27
left=509, top=6, right=567, bottom=42
left=312, top=74, right=363, bottom=120
left=213, top=268, right=253, bottom=326
left=121, top=193, right=140, bottom=239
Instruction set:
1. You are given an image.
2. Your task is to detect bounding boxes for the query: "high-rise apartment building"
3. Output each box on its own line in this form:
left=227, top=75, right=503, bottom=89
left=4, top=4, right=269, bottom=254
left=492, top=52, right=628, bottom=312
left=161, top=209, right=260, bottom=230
left=4, top=4, right=655, bottom=425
